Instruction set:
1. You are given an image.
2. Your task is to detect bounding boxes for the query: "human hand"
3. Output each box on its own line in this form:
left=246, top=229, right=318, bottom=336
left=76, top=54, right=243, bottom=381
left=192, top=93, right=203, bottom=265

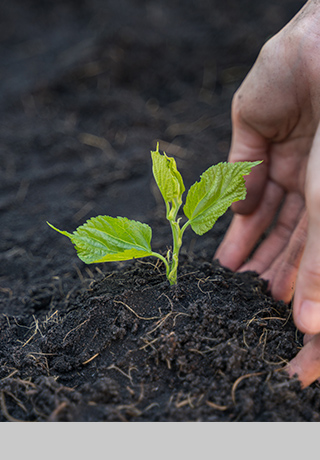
left=214, top=0, right=320, bottom=388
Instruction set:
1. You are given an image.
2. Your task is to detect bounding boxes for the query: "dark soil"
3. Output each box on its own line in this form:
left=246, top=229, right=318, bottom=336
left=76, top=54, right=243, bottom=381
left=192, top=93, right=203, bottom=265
left=1, top=0, right=318, bottom=422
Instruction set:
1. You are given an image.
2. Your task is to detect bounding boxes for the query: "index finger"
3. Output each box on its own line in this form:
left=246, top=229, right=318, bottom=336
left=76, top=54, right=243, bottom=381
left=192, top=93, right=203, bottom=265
left=228, top=98, right=269, bottom=214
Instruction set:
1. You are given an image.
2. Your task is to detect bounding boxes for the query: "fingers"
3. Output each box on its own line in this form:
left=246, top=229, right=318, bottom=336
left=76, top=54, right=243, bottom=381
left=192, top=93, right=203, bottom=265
left=293, top=123, right=320, bottom=335
left=228, top=95, right=269, bottom=214
left=214, top=180, right=284, bottom=271
left=285, top=333, right=320, bottom=389
left=239, top=192, right=305, bottom=276
left=261, top=210, right=308, bottom=303
left=217, top=192, right=307, bottom=304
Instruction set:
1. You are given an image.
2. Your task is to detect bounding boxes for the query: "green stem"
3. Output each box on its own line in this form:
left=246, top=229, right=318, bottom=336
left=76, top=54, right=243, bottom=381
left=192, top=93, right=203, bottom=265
left=151, top=251, right=171, bottom=279
left=180, top=220, right=191, bottom=236
left=156, top=201, right=191, bottom=285
left=166, top=220, right=182, bottom=285
left=166, top=206, right=192, bottom=285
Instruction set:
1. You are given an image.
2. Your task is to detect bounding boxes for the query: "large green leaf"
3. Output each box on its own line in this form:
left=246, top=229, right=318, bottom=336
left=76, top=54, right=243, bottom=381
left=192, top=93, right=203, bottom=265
left=47, top=216, right=153, bottom=264
left=151, top=145, right=185, bottom=209
left=183, top=161, right=262, bottom=235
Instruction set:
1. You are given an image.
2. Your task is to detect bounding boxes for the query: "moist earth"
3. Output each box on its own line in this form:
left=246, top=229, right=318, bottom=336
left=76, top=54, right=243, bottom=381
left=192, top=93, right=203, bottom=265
left=1, top=0, right=318, bottom=422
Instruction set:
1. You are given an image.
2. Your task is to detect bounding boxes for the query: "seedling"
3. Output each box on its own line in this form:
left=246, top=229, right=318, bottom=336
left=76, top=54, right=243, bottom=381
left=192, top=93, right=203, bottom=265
left=48, top=144, right=261, bottom=285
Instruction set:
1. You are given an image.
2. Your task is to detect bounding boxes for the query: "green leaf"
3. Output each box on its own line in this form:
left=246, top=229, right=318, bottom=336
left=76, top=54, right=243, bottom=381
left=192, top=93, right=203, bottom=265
left=151, top=144, right=185, bottom=209
left=47, top=216, right=153, bottom=264
left=183, top=161, right=262, bottom=235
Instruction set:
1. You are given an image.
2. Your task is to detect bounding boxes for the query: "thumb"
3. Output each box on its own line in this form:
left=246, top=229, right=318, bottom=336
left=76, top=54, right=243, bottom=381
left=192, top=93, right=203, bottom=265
left=293, top=122, right=320, bottom=335
left=228, top=94, right=269, bottom=215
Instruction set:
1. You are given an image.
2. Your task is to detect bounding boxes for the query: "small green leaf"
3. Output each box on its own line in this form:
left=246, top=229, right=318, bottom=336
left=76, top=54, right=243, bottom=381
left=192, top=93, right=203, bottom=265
left=151, top=144, right=185, bottom=209
left=183, top=161, right=262, bottom=235
left=47, top=216, right=153, bottom=264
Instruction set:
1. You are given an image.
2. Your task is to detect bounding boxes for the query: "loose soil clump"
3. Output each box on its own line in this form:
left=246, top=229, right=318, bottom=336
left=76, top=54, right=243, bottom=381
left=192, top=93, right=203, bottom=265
left=2, top=257, right=319, bottom=422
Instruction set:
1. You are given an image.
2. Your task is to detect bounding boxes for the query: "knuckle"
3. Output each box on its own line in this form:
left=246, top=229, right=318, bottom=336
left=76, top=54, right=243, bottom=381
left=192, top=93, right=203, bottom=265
left=259, top=35, right=276, bottom=59
left=231, top=89, right=243, bottom=121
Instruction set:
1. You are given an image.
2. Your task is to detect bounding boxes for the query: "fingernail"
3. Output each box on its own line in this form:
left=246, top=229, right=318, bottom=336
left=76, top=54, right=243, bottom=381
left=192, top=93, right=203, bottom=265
left=298, top=300, right=320, bottom=334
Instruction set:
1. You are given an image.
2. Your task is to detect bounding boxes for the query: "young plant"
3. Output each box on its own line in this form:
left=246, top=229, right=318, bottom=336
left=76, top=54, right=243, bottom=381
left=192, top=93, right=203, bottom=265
left=48, top=144, right=261, bottom=285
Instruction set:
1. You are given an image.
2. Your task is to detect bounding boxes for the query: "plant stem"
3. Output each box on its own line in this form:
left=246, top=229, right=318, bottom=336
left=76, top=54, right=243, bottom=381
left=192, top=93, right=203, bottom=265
left=154, top=202, right=191, bottom=285
left=151, top=252, right=171, bottom=278
left=165, top=202, right=191, bottom=285
left=166, top=220, right=180, bottom=285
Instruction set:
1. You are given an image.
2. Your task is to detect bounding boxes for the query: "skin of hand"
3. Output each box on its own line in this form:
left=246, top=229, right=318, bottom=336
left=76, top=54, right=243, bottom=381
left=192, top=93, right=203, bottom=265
left=214, top=0, right=320, bottom=388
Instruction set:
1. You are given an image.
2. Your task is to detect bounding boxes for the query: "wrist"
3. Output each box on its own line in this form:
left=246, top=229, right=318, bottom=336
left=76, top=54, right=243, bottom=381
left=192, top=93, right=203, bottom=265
left=288, top=0, right=320, bottom=36
left=272, top=0, right=320, bottom=78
